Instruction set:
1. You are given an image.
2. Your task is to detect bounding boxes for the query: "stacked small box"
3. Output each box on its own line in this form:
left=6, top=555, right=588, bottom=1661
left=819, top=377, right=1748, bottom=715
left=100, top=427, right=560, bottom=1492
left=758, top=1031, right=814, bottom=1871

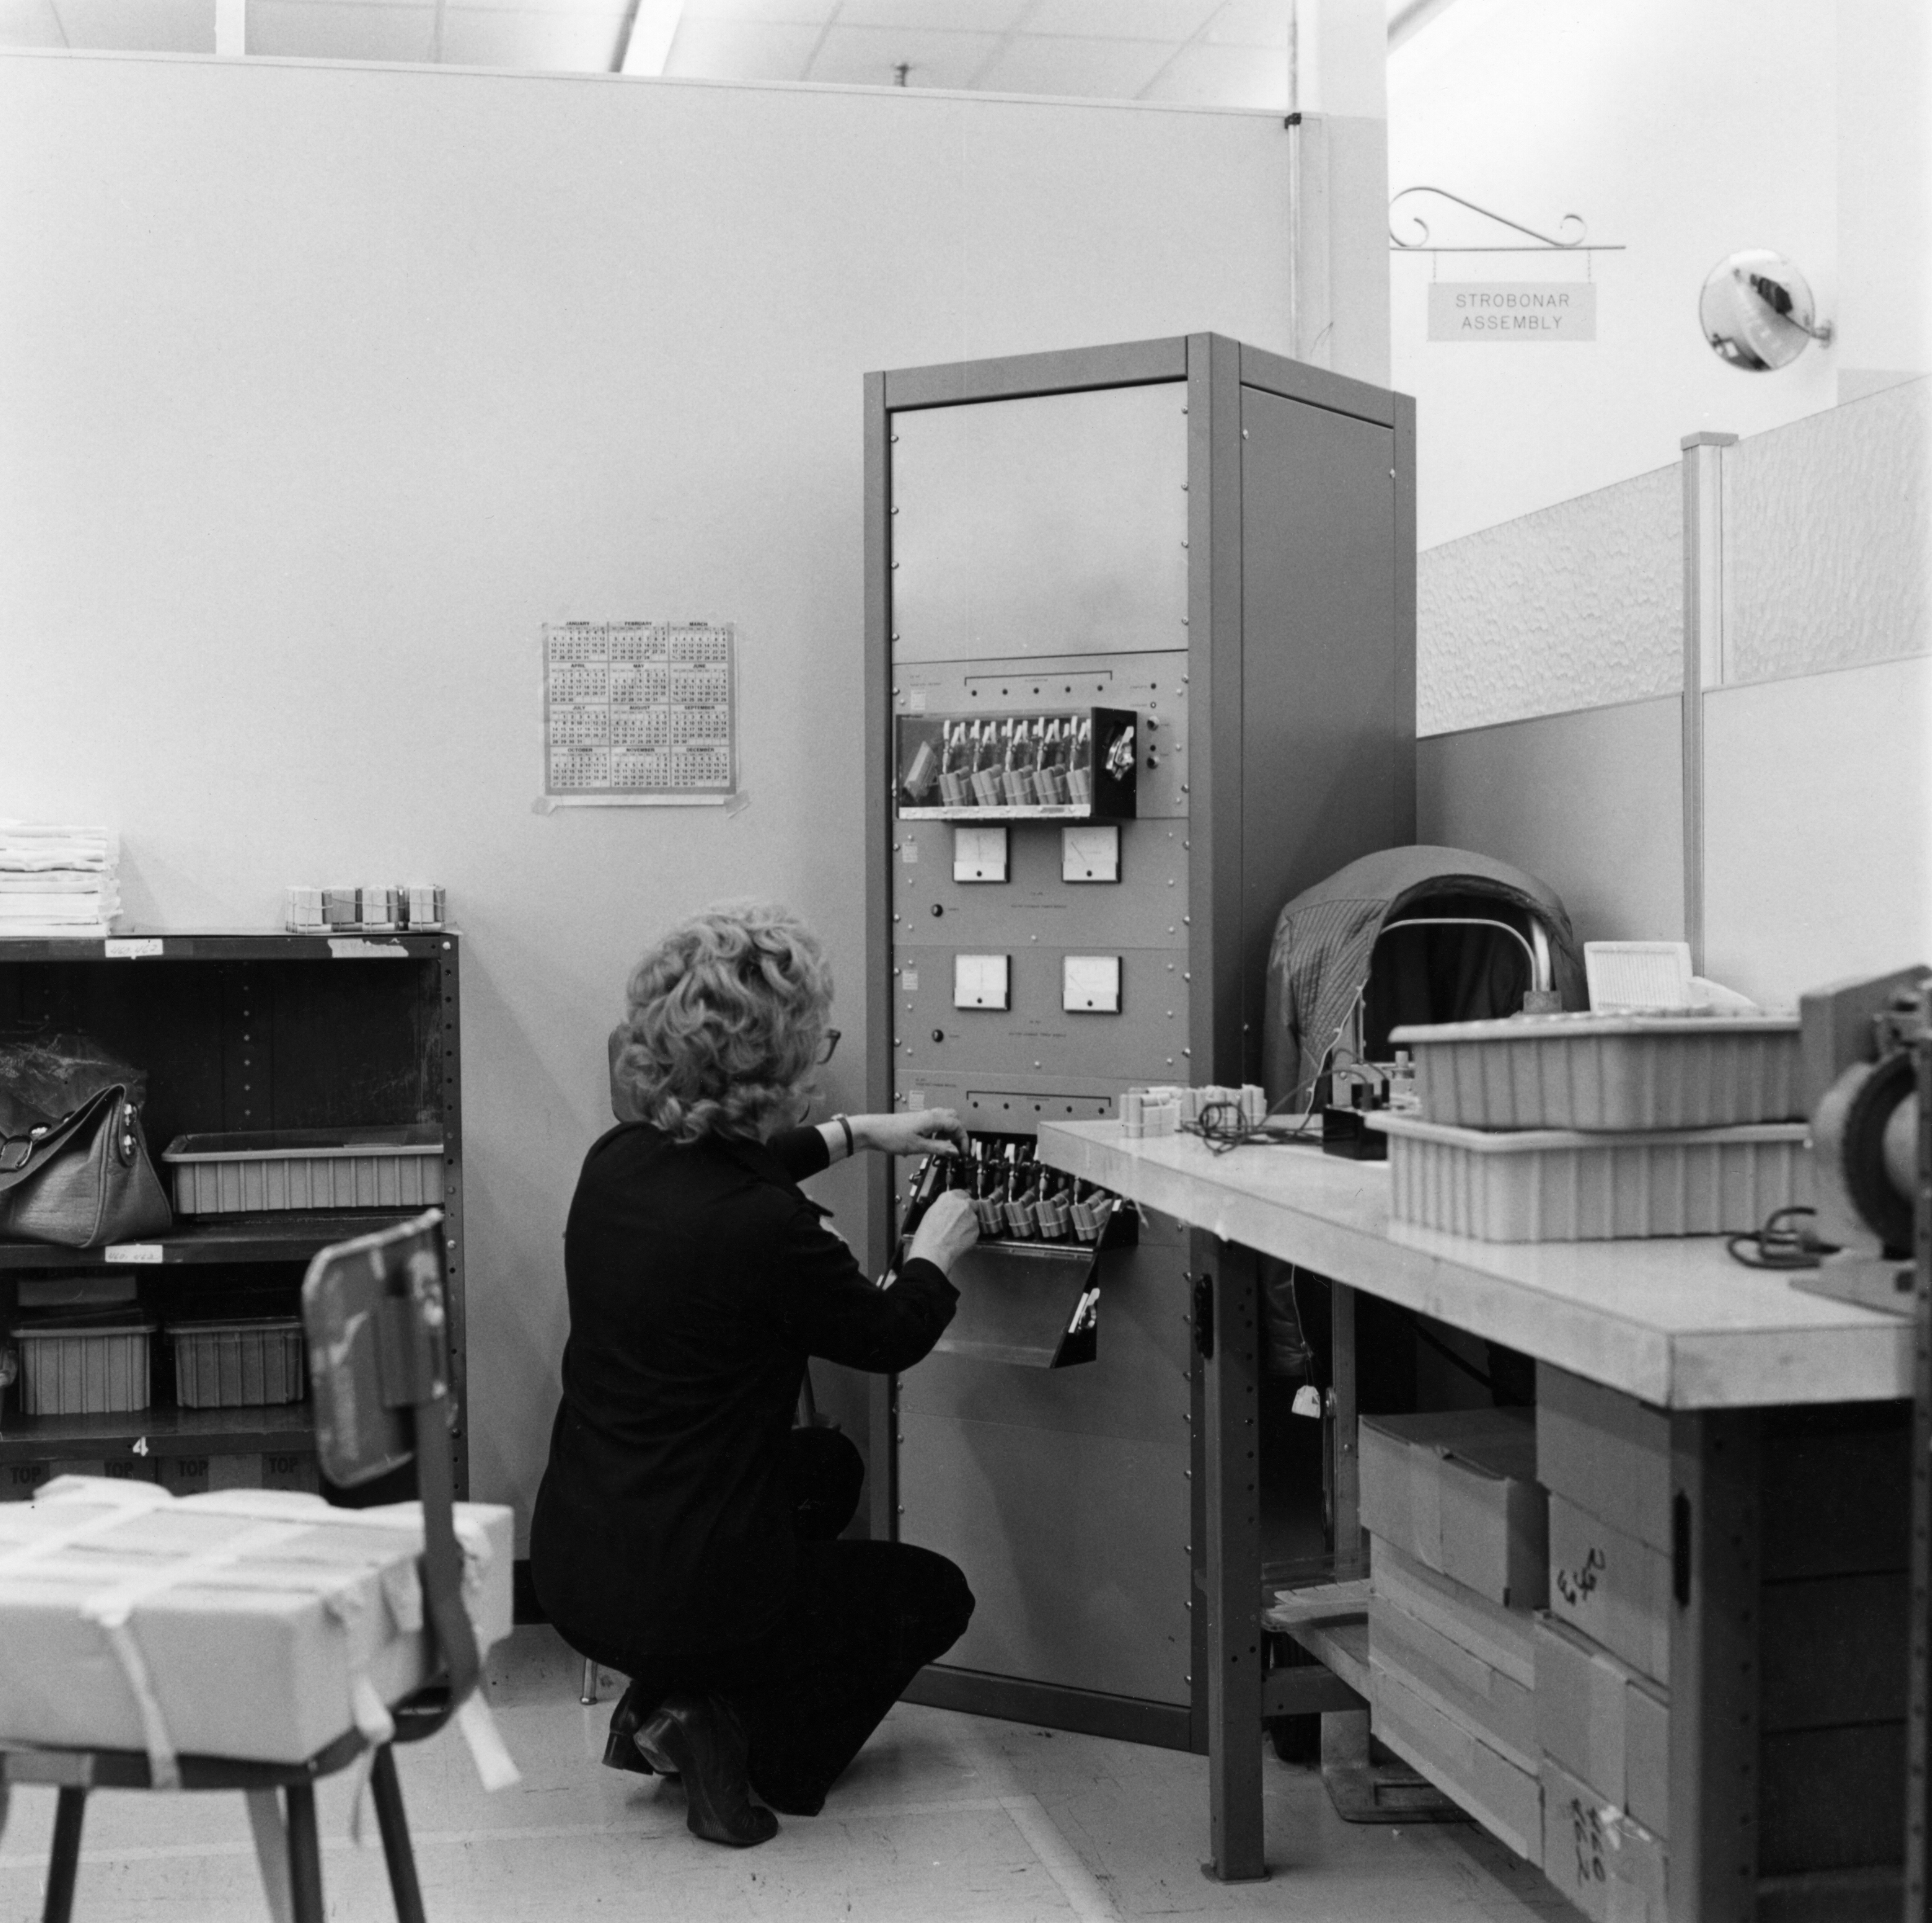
left=1360, top=1408, right=1548, bottom=1859
left=1536, top=1364, right=1673, bottom=1921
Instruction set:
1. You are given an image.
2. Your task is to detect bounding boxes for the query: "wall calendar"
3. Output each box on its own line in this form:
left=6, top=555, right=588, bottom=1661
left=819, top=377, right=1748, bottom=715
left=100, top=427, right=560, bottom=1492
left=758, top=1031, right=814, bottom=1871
left=541, top=620, right=737, bottom=806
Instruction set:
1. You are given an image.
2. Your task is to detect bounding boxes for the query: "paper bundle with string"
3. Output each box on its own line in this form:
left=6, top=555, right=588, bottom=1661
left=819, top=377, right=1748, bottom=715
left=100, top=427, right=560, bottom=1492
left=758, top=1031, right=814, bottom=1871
left=0, top=1478, right=518, bottom=1789
left=0, top=825, right=121, bottom=937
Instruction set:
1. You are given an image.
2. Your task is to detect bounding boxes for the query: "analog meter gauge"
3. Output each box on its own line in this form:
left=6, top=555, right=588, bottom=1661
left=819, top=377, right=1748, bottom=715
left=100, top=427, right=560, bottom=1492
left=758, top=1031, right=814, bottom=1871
left=953, top=953, right=1011, bottom=1011
left=1061, top=824, right=1120, bottom=884
left=1063, top=954, right=1122, bottom=1014
left=953, top=825, right=1009, bottom=883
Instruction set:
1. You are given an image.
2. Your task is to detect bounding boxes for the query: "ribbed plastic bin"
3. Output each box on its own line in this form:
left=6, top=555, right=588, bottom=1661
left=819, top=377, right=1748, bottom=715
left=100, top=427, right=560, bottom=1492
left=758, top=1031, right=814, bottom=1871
left=166, top=1317, right=307, bottom=1409
left=1389, top=1013, right=1802, bottom=1131
left=1370, top=1114, right=1811, bottom=1242
left=16, top=1321, right=153, bottom=1416
left=161, top=1127, right=444, bottom=1214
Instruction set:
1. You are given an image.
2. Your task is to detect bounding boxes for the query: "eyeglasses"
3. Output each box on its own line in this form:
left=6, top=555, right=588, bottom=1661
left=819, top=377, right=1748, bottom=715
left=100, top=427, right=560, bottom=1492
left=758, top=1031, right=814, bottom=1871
left=815, top=1029, right=842, bottom=1065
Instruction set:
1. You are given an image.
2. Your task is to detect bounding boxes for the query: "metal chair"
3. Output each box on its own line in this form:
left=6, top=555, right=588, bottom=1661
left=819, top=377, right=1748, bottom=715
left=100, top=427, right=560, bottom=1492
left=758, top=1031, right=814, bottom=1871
left=0, top=1209, right=478, bottom=1923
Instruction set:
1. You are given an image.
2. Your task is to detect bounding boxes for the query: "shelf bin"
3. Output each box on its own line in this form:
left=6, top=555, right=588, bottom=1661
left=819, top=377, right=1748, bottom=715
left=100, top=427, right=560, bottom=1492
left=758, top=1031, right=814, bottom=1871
left=894, top=707, right=1138, bottom=821
left=162, top=1126, right=444, bottom=1214
left=165, top=1317, right=307, bottom=1409
left=16, top=1321, right=154, bottom=1416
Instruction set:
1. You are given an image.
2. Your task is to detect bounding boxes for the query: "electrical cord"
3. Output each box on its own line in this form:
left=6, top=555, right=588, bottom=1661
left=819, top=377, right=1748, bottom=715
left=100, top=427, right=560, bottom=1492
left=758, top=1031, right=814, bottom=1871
left=1726, top=1205, right=1837, bottom=1271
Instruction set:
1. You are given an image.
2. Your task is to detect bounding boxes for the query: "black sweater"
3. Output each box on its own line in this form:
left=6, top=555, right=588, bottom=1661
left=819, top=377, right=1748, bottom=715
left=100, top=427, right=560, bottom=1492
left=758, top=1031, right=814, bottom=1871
left=529, top=1122, right=956, bottom=1661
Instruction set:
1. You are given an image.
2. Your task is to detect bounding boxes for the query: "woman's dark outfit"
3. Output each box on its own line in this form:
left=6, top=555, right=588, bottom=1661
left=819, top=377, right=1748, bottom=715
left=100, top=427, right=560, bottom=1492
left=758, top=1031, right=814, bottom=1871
left=531, top=1120, right=972, bottom=1816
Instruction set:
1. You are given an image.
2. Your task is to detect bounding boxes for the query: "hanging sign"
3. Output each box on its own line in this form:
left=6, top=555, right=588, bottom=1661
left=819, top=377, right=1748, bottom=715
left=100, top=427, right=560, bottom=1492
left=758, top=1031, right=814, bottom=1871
left=1428, top=283, right=1596, bottom=342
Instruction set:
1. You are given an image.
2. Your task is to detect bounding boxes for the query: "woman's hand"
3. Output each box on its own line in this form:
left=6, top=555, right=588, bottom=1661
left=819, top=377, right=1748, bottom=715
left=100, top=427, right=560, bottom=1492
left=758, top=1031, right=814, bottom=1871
left=908, top=1190, right=979, bottom=1275
left=852, top=1109, right=968, bottom=1158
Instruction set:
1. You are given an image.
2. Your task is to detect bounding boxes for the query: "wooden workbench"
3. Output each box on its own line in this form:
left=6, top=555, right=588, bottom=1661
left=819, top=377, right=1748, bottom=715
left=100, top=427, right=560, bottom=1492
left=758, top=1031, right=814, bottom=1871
left=1035, top=1121, right=1912, bottom=1916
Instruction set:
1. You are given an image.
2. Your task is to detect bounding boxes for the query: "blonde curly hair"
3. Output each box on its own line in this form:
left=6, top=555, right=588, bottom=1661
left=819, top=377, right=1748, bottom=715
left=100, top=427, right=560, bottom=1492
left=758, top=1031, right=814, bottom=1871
left=614, top=902, right=833, bottom=1143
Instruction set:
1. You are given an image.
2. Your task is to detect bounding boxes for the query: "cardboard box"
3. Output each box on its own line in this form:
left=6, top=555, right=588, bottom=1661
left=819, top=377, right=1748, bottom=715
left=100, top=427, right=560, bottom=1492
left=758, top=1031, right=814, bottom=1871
left=1359, top=1408, right=1547, bottom=1609
left=1549, top=1493, right=1671, bottom=1687
left=1370, top=1659, right=1542, bottom=1860
left=1537, top=1365, right=1670, bottom=1551
left=1370, top=1572, right=1537, bottom=1771
left=1540, top=1753, right=1666, bottom=1923
left=0, top=1475, right=513, bottom=1766
left=1535, top=1613, right=1670, bottom=1837
left=1373, top=1537, right=1537, bottom=1687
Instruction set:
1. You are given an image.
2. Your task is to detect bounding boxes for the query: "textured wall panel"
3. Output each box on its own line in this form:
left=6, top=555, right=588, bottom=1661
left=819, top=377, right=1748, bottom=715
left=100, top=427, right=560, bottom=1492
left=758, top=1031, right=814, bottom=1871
left=1418, top=465, right=1680, bottom=736
left=1726, top=379, right=1932, bottom=685
left=1418, top=695, right=1683, bottom=947
left=1702, top=655, right=1932, bottom=1012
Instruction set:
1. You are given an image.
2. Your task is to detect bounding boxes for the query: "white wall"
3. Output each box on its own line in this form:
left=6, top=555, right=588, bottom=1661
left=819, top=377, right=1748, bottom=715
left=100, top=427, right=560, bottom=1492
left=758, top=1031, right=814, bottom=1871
left=1387, top=0, right=1929, bottom=549
left=0, top=51, right=1295, bottom=1541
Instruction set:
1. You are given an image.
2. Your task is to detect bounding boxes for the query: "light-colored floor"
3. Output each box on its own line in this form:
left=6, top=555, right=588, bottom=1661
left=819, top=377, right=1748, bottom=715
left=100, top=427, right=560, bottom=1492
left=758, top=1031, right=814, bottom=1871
left=0, top=1627, right=1571, bottom=1923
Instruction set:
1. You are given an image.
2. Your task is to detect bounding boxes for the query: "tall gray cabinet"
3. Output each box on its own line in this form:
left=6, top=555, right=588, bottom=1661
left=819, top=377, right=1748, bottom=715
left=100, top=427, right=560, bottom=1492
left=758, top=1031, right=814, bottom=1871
left=863, top=335, right=1414, bottom=1749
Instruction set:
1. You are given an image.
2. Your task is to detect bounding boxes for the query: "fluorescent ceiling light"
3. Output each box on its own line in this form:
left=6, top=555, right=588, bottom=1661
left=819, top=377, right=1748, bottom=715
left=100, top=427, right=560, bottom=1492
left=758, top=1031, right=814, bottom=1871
left=619, top=0, right=684, bottom=77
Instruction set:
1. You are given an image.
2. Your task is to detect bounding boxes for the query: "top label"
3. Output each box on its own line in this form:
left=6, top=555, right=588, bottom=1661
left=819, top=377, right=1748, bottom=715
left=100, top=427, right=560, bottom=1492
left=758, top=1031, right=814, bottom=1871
left=104, top=938, right=165, bottom=959
left=1427, top=283, right=1596, bottom=342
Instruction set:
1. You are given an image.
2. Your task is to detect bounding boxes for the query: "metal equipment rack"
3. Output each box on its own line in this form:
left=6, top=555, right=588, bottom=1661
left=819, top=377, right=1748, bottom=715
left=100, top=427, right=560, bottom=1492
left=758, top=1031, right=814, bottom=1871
left=863, top=334, right=1415, bottom=1749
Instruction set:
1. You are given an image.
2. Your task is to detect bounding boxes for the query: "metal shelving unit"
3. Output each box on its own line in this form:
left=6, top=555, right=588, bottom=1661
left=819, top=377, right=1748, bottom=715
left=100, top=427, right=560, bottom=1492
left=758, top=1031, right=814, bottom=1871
left=0, top=931, right=465, bottom=1496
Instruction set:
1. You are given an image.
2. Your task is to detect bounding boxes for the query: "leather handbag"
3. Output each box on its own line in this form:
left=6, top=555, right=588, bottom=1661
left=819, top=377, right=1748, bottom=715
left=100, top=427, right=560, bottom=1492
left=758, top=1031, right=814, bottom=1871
left=0, top=1083, right=173, bottom=1248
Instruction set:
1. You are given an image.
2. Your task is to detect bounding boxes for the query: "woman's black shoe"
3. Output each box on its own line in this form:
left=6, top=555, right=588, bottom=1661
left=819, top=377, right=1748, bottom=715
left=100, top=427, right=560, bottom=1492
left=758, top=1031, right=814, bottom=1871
left=635, top=1695, right=779, bottom=1847
left=602, top=1683, right=677, bottom=1778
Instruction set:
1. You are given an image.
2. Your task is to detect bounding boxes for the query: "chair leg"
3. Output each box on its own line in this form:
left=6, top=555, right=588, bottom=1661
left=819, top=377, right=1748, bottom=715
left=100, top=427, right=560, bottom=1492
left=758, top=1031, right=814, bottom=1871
left=245, top=1788, right=296, bottom=1923
left=580, top=1656, right=599, bottom=1705
left=370, top=1744, right=429, bottom=1923
left=284, top=1784, right=325, bottom=1923
left=42, top=1788, right=86, bottom=1923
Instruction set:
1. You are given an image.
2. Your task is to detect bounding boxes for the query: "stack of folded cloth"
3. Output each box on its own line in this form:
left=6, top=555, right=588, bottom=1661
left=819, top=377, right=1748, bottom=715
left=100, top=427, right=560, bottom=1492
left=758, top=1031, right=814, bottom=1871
left=0, top=825, right=121, bottom=937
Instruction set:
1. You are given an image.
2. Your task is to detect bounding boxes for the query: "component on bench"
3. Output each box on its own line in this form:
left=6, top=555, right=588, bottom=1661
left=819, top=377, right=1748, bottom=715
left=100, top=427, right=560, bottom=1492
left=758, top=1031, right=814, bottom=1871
left=953, top=953, right=1010, bottom=1011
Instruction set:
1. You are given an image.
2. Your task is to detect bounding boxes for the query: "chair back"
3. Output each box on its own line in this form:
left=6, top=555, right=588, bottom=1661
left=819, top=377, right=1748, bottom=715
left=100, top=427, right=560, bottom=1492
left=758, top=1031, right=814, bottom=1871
left=302, top=1210, right=479, bottom=1720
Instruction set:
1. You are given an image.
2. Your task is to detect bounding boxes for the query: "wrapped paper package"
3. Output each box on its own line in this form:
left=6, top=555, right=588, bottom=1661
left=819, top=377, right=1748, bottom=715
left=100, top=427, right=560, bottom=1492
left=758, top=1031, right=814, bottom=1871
left=0, top=1477, right=514, bottom=1772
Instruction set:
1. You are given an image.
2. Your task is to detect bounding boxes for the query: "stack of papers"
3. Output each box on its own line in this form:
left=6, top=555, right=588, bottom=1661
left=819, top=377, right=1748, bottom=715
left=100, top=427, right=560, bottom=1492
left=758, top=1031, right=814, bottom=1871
left=0, top=824, right=121, bottom=937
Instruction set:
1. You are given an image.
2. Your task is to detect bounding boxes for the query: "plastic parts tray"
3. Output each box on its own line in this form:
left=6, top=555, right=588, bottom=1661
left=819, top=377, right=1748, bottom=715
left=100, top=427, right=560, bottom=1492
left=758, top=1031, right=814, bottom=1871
left=15, top=1321, right=154, bottom=1416
left=1369, top=1113, right=1811, bottom=1243
left=1388, top=1013, right=1802, bottom=1131
left=161, top=1126, right=444, bottom=1214
left=166, top=1317, right=307, bottom=1409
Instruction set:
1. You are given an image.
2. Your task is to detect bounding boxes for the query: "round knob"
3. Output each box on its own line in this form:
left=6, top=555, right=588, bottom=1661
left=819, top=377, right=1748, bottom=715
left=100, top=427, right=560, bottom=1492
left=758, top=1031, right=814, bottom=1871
left=930, top=903, right=944, bottom=918
left=931, top=1028, right=945, bottom=1043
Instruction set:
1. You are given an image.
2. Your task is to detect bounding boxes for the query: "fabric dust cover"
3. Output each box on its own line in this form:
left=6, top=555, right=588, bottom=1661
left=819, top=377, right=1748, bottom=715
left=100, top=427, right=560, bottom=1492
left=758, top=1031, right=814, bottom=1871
left=0, top=1476, right=513, bottom=1765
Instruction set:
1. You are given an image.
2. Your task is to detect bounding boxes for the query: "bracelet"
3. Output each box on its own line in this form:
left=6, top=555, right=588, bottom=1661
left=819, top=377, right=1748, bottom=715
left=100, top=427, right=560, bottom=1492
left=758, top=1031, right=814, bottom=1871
left=832, top=1114, right=854, bottom=1159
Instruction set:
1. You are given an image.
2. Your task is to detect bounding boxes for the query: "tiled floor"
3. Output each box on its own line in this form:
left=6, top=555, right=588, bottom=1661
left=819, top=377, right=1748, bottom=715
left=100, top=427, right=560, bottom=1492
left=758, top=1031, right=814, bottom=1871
left=0, top=1627, right=1571, bottom=1922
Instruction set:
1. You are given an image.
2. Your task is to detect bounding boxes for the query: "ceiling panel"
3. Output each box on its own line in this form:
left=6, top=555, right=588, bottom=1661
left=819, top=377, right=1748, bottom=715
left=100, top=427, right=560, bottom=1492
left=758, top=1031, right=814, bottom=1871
left=1202, top=0, right=1289, bottom=46
left=678, top=0, right=836, bottom=23
left=0, top=0, right=64, bottom=46
left=803, top=21, right=1003, bottom=90
left=1023, top=0, right=1219, bottom=43
left=440, top=5, right=624, bottom=70
left=975, top=32, right=1175, bottom=100
left=51, top=0, right=210, bottom=51
left=1138, top=37, right=1283, bottom=106
left=836, top=0, right=1030, bottom=30
left=247, top=0, right=434, bottom=61
left=666, top=14, right=822, bottom=78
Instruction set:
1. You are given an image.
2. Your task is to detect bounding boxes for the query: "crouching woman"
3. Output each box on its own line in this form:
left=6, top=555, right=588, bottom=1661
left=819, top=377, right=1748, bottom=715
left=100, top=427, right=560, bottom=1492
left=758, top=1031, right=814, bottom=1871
left=531, top=902, right=979, bottom=1846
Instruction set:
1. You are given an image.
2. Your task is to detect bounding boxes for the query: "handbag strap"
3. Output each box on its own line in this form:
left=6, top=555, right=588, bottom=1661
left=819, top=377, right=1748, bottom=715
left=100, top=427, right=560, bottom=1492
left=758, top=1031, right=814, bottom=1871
left=0, top=1083, right=130, bottom=1193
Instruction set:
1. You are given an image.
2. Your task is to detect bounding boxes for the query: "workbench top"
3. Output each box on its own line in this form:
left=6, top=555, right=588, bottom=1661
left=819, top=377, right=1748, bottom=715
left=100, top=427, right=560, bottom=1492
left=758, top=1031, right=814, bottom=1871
left=1035, top=1121, right=1911, bottom=1411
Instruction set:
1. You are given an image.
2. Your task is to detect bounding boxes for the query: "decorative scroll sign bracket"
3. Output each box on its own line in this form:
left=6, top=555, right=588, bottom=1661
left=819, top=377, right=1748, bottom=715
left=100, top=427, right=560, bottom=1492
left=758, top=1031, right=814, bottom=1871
left=1388, top=186, right=1627, bottom=257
